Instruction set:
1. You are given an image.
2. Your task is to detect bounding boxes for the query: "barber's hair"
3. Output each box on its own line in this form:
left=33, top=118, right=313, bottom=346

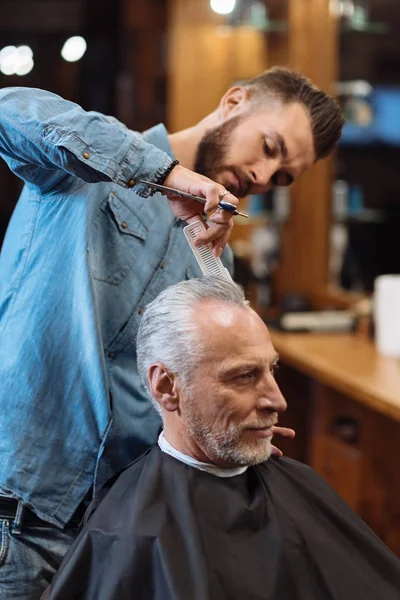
left=242, top=66, right=345, bottom=160
left=137, top=277, right=247, bottom=404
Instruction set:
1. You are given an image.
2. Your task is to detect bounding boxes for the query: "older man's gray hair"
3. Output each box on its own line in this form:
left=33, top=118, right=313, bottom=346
left=136, top=277, right=247, bottom=407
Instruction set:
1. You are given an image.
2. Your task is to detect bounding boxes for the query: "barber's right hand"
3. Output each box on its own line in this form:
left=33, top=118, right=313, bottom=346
left=163, top=165, right=239, bottom=257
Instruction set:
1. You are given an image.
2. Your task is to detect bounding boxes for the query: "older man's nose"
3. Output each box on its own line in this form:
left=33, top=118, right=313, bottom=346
left=274, top=388, right=287, bottom=413
left=257, top=376, right=287, bottom=413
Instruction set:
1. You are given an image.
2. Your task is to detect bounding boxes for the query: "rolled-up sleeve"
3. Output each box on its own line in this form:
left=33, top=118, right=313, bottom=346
left=0, top=87, right=172, bottom=196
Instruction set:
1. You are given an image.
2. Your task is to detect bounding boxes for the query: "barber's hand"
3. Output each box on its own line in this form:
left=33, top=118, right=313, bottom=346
left=270, top=426, right=296, bottom=457
left=163, top=165, right=239, bottom=257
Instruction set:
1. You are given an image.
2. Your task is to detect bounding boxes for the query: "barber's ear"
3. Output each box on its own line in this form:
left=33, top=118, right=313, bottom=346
left=219, top=86, right=249, bottom=120
left=148, top=363, right=180, bottom=413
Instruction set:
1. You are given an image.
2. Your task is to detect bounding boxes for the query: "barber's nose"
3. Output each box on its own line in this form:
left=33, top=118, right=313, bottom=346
left=251, top=159, right=280, bottom=192
left=257, top=374, right=287, bottom=413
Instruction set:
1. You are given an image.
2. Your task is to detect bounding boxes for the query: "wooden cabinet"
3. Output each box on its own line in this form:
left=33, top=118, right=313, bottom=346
left=272, top=331, right=400, bottom=556
left=312, top=432, right=362, bottom=511
left=310, top=386, right=364, bottom=512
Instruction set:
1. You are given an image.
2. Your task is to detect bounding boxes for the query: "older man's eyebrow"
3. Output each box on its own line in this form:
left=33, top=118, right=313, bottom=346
left=218, top=361, right=264, bottom=379
left=271, top=353, right=280, bottom=367
left=219, top=355, right=280, bottom=379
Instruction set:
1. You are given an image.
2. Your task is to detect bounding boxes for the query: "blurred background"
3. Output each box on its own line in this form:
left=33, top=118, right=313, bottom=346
left=2, top=0, right=400, bottom=301
left=1, top=0, right=400, bottom=553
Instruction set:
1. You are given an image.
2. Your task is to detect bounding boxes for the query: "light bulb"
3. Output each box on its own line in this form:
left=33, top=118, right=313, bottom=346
left=0, top=45, right=34, bottom=76
left=210, top=0, right=236, bottom=15
left=61, top=36, right=87, bottom=62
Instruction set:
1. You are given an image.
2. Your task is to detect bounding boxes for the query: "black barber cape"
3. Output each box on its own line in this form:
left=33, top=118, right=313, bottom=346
left=46, top=446, right=400, bottom=600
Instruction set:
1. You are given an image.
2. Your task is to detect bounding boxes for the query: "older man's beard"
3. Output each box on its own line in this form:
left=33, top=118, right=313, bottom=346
left=194, top=115, right=246, bottom=189
left=181, top=390, right=278, bottom=467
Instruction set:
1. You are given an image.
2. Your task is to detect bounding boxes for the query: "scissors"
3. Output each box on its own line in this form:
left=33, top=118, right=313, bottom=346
left=138, top=180, right=248, bottom=218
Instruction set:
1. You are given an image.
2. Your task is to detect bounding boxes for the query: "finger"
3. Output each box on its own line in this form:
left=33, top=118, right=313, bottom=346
left=199, top=207, right=234, bottom=246
left=211, top=228, right=230, bottom=257
left=183, top=181, right=220, bottom=213
left=208, top=206, right=236, bottom=226
left=216, top=190, right=239, bottom=210
left=202, top=185, right=221, bottom=213
left=271, top=426, right=296, bottom=439
left=270, top=445, right=283, bottom=458
left=194, top=221, right=232, bottom=251
left=185, top=220, right=227, bottom=257
left=202, top=186, right=239, bottom=214
left=186, top=213, right=208, bottom=228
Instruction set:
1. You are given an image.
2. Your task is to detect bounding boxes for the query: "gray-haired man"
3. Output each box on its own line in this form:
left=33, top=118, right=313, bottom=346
left=44, top=277, right=400, bottom=600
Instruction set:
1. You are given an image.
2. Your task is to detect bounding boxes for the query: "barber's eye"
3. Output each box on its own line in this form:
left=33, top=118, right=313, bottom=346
left=271, top=173, right=280, bottom=185
left=264, top=141, right=273, bottom=157
left=271, top=171, right=293, bottom=187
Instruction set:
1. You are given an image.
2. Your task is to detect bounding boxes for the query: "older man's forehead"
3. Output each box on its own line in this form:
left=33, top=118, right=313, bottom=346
left=204, top=305, right=239, bottom=328
left=195, top=301, right=273, bottom=354
left=196, top=300, right=261, bottom=331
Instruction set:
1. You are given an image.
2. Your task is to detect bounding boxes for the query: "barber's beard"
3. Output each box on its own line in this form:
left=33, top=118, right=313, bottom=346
left=181, top=390, right=277, bottom=467
left=194, top=115, right=242, bottom=184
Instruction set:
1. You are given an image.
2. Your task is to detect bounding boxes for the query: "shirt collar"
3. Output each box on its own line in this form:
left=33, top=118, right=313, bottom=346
left=158, top=431, right=248, bottom=478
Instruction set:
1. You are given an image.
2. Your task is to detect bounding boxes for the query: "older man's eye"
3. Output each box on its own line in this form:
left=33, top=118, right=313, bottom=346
left=238, top=372, right=253, bottom=380
left=236, top=370, right=257, bottom=382
left=270, top=363, right=280, bottom=377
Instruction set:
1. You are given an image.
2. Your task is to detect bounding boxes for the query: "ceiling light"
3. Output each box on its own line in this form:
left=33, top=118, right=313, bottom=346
left=0, top=45, right=34, bottom=76
left=210, top=0, right=236, bottom=15
left=61, top=36, right=87, bottom=63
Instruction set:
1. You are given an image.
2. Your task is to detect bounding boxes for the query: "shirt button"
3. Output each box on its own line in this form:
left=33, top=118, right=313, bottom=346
left=138, top=307, right=143, bottom=315
left=160, top=262, right=165, bottom=269
left=108, top=351, right=115, bottom=359
left=121, top=221, right=127, bottom=229
left=82, top=151, right=90, bottom=159
left=128, top=178, right=135, bottom=188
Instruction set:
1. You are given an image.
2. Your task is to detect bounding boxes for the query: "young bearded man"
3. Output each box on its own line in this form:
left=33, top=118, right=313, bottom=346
left=0, top=67, right=344, bottom=598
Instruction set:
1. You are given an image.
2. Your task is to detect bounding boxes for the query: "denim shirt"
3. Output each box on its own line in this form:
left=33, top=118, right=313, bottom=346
left=0, top=88, right=232, bottom=526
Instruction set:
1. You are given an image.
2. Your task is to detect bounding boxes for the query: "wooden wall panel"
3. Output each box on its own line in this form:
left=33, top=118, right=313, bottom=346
left=117, top=0, right=167, bottom=131
left=167, top=0, right=268, bottom=132
left=268, top=0, right=339, bottom=304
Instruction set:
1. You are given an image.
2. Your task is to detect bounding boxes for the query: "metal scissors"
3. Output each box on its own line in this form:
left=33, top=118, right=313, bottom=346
left=138, top=180, right=248, bottom=218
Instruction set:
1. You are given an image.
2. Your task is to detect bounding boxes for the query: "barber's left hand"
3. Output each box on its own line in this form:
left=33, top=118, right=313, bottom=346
left=163, top=165, right=239, bottom=257
left=270, top=425, right=296, bottom=457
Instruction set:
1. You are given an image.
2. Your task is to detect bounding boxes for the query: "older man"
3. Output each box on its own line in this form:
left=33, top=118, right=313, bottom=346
left=44, top=278, right=400, bottom=600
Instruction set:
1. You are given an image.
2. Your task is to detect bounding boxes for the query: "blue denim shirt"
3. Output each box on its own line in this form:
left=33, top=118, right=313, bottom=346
left=0, top=88, right=232, bottom=526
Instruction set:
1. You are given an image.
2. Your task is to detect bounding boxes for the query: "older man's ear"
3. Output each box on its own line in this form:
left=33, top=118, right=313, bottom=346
left=148, top=364, right=180, bottom=413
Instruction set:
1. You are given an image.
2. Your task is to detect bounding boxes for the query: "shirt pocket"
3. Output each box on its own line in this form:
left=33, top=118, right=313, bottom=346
left=90, top=192, right=149, bottom=285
